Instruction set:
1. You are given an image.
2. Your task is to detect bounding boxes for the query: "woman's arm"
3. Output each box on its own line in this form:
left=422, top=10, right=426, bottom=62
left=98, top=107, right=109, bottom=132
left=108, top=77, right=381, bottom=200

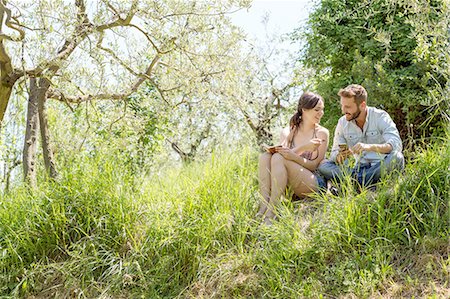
left=277, top=128, right=329, bottom=171
left=291, top=138, right=324, bottom=155
left=280, top=127, right=323, bottom=154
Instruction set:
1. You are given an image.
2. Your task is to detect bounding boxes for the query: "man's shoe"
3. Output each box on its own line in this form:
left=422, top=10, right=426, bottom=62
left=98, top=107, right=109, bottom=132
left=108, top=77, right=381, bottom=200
left=329, top=186, right=339, bottom=196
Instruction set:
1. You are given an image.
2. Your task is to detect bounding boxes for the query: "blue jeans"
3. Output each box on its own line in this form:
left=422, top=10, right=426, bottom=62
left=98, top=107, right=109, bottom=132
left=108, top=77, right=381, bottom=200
left=318, top=151, right=405, bottom=187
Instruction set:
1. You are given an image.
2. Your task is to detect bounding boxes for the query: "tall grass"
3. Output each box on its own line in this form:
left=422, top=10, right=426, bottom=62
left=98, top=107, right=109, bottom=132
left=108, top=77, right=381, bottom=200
left=0, top=155, right=142, bottom=296
left=0, top=138, right=448, bottom=298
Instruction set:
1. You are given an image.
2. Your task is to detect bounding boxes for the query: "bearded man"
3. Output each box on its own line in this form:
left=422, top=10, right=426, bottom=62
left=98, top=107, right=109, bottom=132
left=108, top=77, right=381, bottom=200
left=318, top=84, right=404, bottom=189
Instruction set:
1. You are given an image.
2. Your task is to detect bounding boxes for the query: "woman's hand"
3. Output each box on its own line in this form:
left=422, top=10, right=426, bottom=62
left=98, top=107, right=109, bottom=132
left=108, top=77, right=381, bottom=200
left=276, top=147, right=299, bottom=161
left=304, top=138, right=324, bottom=152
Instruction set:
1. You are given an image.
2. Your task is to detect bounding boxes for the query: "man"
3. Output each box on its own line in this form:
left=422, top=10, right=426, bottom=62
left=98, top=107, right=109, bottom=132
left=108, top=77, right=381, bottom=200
left=318, top=84, right=404, bottom=189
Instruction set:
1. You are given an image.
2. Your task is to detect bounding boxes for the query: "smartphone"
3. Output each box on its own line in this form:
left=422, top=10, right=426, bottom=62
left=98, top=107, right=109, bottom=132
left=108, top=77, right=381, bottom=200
left=338, top=143, right=348, bottom=151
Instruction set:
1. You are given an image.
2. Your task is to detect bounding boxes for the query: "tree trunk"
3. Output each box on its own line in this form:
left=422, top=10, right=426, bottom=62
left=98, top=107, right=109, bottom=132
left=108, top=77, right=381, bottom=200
left=255, top=126, right=273, bottom=148
left=0, top=84, right=13, bottom=127
left=37, top=78, right=58, bottom=179
left=241, top=110, right=273, bottom=149
left=23, top=78, right=40, bottom=187
left=170, top=123, right=212, bottom=164
left=4, top=159, right=20, bottom=193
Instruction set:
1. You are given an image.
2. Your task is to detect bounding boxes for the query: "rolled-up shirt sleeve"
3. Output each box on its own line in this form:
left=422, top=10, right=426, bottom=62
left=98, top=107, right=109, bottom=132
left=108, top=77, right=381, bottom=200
left=329, top=118, right=347, bottom=162
left=379, top=112, right=402, bottom=152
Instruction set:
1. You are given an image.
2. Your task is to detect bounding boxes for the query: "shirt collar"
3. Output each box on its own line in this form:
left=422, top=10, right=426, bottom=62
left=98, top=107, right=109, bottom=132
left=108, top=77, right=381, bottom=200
left=345, top=106, right=371, bottom=132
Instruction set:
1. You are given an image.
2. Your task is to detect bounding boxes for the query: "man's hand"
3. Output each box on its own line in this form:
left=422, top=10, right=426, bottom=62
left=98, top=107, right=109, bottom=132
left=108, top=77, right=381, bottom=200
left=336, top=149, right=352, bottom=164
left=356, top=143, right=393, bottom=154
left=351, top=143, right=372, bottom=154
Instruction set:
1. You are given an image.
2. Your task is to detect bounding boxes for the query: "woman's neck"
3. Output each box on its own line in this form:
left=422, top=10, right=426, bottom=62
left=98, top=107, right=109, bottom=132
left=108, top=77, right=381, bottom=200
left=299, top=121, right=316, bottom=132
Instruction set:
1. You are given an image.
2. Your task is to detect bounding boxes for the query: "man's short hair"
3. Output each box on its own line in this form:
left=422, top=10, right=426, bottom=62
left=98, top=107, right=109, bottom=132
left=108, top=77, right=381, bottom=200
left=338, top=84, right=367, bottom=105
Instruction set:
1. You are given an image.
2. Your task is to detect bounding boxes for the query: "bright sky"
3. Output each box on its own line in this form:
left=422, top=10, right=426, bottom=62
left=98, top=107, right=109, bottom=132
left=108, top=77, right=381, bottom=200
left=230, top=0, right=315, bottom=91
left=231, top=0, right=314, bottom=41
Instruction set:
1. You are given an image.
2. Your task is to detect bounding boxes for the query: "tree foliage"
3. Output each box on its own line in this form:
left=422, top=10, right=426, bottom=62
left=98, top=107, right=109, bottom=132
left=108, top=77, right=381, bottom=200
left=0, top=0, right=257, bottom=180
left=295, top=0, right=449, bottom=142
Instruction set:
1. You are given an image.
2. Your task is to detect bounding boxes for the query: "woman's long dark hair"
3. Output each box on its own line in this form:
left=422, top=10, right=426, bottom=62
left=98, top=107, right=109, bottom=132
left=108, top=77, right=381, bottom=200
left=287, top=92, right=323, bottom=148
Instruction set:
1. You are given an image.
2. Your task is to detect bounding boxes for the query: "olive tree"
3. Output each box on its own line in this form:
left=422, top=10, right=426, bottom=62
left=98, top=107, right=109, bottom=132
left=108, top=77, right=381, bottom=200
left=0, top=0, right=251, bottom=185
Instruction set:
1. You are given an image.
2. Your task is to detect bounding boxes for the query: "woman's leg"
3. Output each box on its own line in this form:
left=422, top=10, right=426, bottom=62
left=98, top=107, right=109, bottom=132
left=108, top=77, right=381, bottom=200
left=263, top=153, right=287, bottom=223
left=285, top=160, right=318, bottom=196
left=264, top=154, right=318, bottom=224
left=257, top=152, right=272, bottom=216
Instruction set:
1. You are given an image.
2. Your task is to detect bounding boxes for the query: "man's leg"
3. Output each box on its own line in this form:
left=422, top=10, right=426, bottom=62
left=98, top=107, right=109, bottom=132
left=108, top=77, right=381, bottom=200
left=318, top=159, right=345, bottom=181
left=354, top=163, right=374, bottom=188
left=358, top=151, right=405, bottom=187
left=383, top=151, right=405, bottom=174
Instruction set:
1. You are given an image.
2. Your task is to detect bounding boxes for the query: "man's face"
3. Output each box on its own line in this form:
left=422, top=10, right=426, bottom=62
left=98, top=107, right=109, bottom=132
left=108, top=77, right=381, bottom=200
left=340, top=96, right=362, bottom=121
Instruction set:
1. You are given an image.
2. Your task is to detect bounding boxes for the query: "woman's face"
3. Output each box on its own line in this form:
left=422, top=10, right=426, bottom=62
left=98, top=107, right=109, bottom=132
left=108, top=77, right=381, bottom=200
left=302, top=99, right=324, bottom=124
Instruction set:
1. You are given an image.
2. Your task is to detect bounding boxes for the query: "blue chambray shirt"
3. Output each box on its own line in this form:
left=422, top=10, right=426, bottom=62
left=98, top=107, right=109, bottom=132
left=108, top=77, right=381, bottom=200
left=329, top=106, right=402, bottom=164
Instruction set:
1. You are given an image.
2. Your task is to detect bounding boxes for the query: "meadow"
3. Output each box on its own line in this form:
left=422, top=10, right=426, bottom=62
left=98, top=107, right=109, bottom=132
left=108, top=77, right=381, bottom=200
left=0, top=136, right=448, bottom=298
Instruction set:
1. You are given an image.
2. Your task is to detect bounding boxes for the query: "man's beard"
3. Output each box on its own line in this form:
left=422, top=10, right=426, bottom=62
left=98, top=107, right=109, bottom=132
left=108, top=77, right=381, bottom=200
left=347, top=107, right=361, bottom=121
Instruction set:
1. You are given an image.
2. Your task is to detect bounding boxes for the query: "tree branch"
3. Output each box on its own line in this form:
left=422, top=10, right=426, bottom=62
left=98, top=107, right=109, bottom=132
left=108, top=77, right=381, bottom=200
left=95, top=31, right=140, bottom=77
left=240, top=108, right=257, bottom=133
left=160, top=8, right=242, bottom=20
left=0, top=0, right=25, bottom=42
left=46, top=53, right=163, bottom=103
left=8, top=0, right=139, bottom=84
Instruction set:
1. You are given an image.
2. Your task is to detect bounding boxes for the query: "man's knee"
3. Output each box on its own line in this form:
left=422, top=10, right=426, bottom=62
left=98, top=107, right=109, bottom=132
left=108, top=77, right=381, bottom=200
left=385, top=151, right=405, bottom=172
left=318, top=159, right=330, bottom=172
left=318, top=159, right=340, bottom=179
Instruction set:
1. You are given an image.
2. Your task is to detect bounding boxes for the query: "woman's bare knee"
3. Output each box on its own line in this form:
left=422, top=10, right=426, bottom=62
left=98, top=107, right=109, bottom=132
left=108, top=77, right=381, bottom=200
left=259, top=152, right=272, bottom=165
left=270, top=153, right=285, bottom=167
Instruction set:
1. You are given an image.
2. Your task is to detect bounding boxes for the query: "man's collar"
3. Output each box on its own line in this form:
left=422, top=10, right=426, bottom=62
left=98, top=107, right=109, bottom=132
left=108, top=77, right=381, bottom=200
left=354, top=107, right=369, bottom=128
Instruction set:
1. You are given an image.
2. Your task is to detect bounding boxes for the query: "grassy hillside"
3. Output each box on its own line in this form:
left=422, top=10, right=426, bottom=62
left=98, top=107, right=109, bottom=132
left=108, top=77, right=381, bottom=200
left=0, top=139, right=448, bottom=298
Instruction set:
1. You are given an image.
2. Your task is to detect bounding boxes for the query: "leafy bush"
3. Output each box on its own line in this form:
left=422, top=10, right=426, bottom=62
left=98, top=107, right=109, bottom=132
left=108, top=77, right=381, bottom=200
left=294, top=0, right=449, bottom=141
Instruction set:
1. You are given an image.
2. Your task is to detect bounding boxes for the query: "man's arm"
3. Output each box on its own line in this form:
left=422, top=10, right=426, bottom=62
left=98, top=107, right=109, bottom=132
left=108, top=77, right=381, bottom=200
left=352, top=142, right=392, bottom=154
left=379, top=112, right=402, bottom=152
left=329, top=119, right=347, bottom=162
left=352, top=111, right=402, bottom=154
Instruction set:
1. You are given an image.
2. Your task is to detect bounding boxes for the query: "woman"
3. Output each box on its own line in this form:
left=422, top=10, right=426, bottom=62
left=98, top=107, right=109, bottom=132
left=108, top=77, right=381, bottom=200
left=258, top=92, right=329, bottom=224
